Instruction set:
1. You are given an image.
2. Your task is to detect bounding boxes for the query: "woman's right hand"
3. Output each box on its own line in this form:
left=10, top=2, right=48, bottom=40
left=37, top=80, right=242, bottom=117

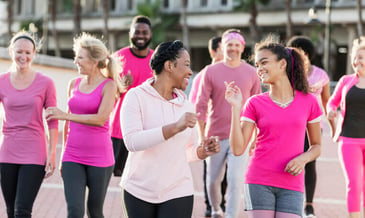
left=224, top=81, right=243, bottom=108
left=327, top=109, right=337, bottom=121
left=175, top=112, right=198, bottom=132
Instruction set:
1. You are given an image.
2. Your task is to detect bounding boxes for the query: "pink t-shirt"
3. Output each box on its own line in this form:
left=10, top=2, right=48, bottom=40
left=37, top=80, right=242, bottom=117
left=62, top=78, right=114, bottom=167
left=195, top=61, right=261, bottom=139
left=308, top=66, right=330, bottom=97
left=189, top=70, right=203, bottom=104
left=109, top=47, right=154, bottom=139
left=0, top=72, right=58, bottom=165
left=243, top=91, right=322, bottom=192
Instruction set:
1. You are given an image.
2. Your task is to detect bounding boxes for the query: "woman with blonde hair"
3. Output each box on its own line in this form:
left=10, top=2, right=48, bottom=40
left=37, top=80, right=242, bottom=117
left=46, top=32, right=122, bottom=217
left=327, top=36, right=365, bottom=218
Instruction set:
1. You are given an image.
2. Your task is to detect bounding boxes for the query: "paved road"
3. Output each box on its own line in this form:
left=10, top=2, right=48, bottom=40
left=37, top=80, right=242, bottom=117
left=0, top=122, right=349, bottom=218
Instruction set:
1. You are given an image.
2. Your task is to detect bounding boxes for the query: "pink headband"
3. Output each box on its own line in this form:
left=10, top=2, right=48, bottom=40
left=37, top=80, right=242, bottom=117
left=222, top=32, right=245, bottom=46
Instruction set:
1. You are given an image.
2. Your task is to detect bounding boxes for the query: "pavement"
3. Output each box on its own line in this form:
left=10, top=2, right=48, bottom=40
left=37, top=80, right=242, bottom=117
left=0, top=59, right=350, bottom=217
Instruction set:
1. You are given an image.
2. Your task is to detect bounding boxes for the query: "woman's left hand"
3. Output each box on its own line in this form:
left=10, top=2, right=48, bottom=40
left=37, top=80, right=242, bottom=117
left=284, top=156, right=306, bottom=176
left=44, top=155, right=56, bottom=178
left=201, top=136, right=220, bottom=156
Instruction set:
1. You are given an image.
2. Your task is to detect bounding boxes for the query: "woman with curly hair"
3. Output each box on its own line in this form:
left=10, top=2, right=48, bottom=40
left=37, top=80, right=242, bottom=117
left=120, top=40, right=220, bottom=218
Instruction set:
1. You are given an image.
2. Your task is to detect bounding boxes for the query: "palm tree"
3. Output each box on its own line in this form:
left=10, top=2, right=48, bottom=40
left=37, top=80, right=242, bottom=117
left=285, top=0, right=293, bottom=40
left=73, top=0, right=81, bottom=36
left=356, top=0, right=363, bottom=37
left=102, top=0, right=109, bottom=46
left=234, top=0, right=271, bottom=42
left=181, top=0, right=190, bottom=52
left=6, top=0, right=14, bottom=37
left=49, top=0, right=61, bottom=57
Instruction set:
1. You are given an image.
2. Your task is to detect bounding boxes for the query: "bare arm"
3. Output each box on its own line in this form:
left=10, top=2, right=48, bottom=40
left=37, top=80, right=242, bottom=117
left=225, top=81, right=255, bottom=156
left=321, top=83, right=336, bottom=137
left=46, top=79, right=117, bottom=127
left=45, top=128, right=58, bottom=178
left=285, top=122, right=322, bottom=176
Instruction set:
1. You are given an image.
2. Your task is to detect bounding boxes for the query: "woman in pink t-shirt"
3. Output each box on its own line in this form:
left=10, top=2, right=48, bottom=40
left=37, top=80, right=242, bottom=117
left=225, top=37, right=322, bottom=218
left=0, top=31, right=58, bottom=218
left=45, top=33, right=122, bottom=218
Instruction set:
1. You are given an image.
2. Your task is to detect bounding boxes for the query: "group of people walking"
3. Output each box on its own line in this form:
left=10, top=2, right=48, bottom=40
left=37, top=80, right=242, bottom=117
left=0, top=14, right=364, bottom=218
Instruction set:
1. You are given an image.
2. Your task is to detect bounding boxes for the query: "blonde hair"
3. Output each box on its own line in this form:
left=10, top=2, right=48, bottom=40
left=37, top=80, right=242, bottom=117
left=9, top=30, right=41, bottom=52
left=73, top=32, right=123, bottom=97
left=351, top=36, right=365, bottom=62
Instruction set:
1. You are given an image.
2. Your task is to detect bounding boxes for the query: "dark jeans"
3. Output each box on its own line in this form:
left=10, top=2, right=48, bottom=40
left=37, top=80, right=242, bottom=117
left=304, top=132, right=316, bottom=204
left=0, top=163, right=45, bottom=218
left=111, top=137, right=128, bottom=176
left=123, top=190, right=193, bottom=218
left=61, top=162, right=113, bottom=218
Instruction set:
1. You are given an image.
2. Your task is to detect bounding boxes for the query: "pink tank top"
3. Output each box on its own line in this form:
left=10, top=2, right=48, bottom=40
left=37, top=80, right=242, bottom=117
left=62, top=78, right=115, bottom=167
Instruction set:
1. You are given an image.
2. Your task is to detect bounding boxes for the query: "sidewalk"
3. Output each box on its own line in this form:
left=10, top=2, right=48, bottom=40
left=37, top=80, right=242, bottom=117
left=0, top=122, right=348, bottom=218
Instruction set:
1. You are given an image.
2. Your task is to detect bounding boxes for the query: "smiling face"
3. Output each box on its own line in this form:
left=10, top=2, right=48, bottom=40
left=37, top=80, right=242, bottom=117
left=170, top=49, right=192, bottom=91
left=129, top=23, right=152, bottom=50
left=74, top=48, right=97, bottom=75
left=10, top=38, right=35, bottom=71
left=352, top=48, right=365, bottom=77
left=255, top=49, right=286, bottom=84
left=223, top=39, right=244, bottom=62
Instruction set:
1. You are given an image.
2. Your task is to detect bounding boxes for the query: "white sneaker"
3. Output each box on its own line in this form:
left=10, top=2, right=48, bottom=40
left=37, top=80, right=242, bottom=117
left=211, top=209, right=224, bottom=218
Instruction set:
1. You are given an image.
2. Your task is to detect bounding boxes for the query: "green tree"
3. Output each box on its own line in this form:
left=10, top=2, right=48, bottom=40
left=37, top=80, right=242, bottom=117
left=73, top=0, right=81, bottom=36
left=285, top=0, right=293, bottom=40
left=137, top=0, right=179, bottom=48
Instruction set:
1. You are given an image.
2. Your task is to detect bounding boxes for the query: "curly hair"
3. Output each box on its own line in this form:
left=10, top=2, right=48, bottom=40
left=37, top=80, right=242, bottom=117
left=286, top=35, right=316, bottom=62
left=255, top=36, right=309, bottom=93
left=150, top=40, right=185, bottom=75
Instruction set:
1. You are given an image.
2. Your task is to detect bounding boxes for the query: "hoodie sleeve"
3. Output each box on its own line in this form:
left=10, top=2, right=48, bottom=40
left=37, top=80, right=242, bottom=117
left=185, top=124, right=201, bottom=161
left=120, top=89, right=165, bottom=152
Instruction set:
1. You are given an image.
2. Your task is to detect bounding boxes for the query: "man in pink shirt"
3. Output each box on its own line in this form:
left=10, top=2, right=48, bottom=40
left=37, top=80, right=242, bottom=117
left=109, top=15, right=154, bottom=177
left=195, top=29, right=261, bottom=218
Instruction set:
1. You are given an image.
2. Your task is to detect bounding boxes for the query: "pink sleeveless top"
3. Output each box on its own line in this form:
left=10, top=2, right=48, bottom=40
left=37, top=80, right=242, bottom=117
left=62, top=78, right=115, bottom=167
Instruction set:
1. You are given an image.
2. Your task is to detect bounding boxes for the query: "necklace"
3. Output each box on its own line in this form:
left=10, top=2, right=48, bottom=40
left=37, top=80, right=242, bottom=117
left=270, top=96, right=294, bottom=108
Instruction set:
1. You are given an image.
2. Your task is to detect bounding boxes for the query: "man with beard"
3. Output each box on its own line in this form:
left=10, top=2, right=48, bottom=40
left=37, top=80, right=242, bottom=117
left=195, top=29, right=261, bottom=218
left=110, top=15, right=154, bottom=177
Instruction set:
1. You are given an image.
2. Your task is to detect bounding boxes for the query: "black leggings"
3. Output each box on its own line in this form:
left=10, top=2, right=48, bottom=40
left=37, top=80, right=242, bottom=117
left=304, top=133, right=316, bottom=203
left=111, top=137, right=128, bottom=176
left=123, top=190, right=193, bottom=218
left=0, top=163, right=45, bottom=218
left=62, top=162, right=113, bottom=218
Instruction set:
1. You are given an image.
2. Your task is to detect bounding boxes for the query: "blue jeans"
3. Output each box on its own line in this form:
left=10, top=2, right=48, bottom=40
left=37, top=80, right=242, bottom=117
left=206, top=139, right=249, bottom=218
left=0, top=163, right=45, bottom=218
left=61, top=162, right=113, bottom=218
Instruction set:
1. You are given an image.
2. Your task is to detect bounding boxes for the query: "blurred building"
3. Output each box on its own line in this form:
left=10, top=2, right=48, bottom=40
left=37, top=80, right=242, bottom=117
left=1, top=0, right=362, bottom=80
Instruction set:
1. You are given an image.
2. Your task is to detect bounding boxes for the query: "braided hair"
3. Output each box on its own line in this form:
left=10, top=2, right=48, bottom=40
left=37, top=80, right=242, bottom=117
left=150, top=40, right=185, bottom=75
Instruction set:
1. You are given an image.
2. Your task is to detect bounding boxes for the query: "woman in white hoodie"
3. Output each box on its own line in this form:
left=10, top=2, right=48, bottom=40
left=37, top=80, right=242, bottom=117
left=120, top=40, right=220, bottom=218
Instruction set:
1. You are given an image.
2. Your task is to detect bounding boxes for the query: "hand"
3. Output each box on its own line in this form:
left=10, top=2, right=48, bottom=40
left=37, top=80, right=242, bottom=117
left=175, top=112, right=198, bottom=132
left=224, top=81, right=243, bottom=108
left=327, top=109, right=337, bottom=121
left=45, top=107, right=67, bottom=121
left=44, top=155, right=56, bottom=178
left=201, top=136, right=220, bottom=156
left=121, top=70, right=133, bottom=92
left=284, top=156, right=306, bottom=176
